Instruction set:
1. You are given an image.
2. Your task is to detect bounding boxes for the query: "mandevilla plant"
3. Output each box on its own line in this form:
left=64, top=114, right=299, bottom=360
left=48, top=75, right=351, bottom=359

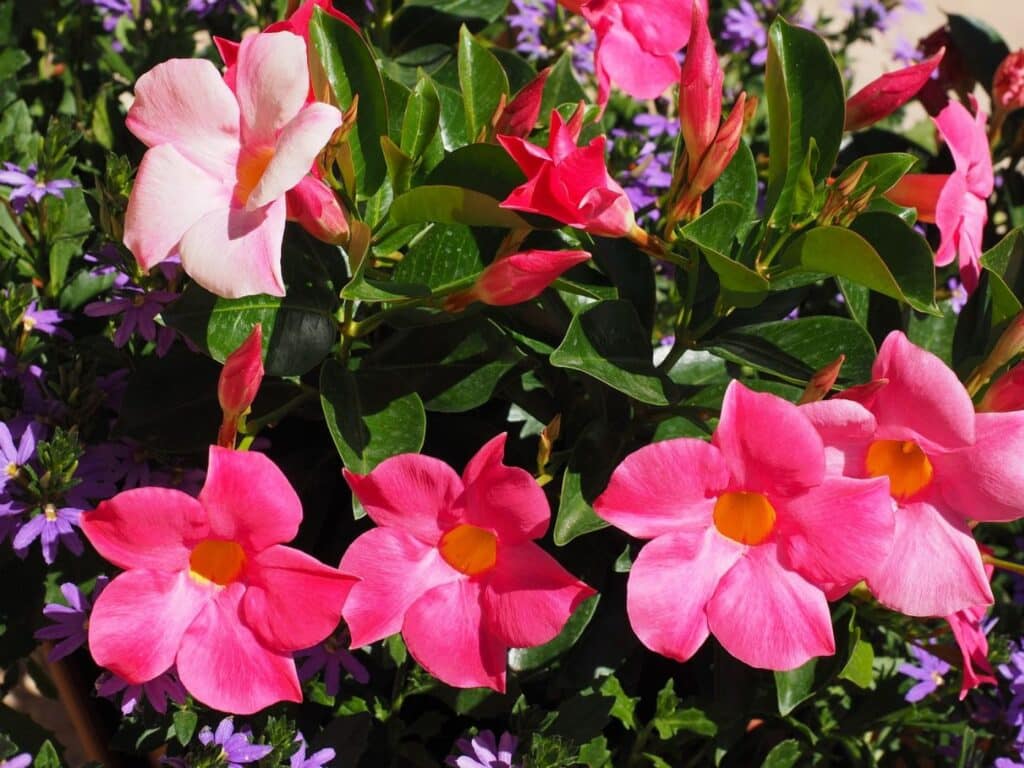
left=3, top=0, right=1024, bottom=766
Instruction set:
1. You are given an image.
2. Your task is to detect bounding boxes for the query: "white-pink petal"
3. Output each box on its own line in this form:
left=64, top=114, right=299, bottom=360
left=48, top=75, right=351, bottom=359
left=234, top=32, right=310, bottom=147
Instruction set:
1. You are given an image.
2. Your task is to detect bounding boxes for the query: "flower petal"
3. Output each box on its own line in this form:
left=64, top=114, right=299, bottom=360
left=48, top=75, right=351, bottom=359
left=343, top=454, right=464, bottom=544
left=800, top=397, right=877, bottom=476
left=81, top=487, right=209, bottom=571
left=480, top=541, right=595, bottom=647
left=179, top=198, right=287, bottom=299
left=88, top=570, right=208, bottom=683
left=460, top=433, right=549, bottom=543
left=867, top=500, right=992, bottom=616
left=713, top=380, right=825, bottom=494
left=126, top=58, right=240, bottom=176
left=247, top=103, right=342, bottom=209
left=707, top=545, right=835, bottom=670
left=933, top=411, right=1024, bottom=523
left=123, top=144, right=234, bottom=271
left=177, top=584, right=301, bottom=714
left=403, top=579, right=507, bottom=691
left=241, top=545, right=355, bottom=652
left=339, top=527, right=458, bottom=647
left=198, top=447, right=302, bottom=552
left=594, top=438, right=726, bottom=539
left=235, top=32, right=310, bottom=146
left=627, top=528, right=742, bottom=662
left=776, top=476, right=893, bottom=594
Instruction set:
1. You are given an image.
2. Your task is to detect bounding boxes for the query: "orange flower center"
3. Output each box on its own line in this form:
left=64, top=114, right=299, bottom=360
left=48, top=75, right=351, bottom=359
left=713, top=491, right=777, bottom=546
left=864, top=439, right=933, bottom=500
left=439, top=524, right=498, bottom=576
left=189, top=539, right=246, bottom=586
left=43, top=503, right=58, bottom=521
left=235, top=145, right=275, bottom=205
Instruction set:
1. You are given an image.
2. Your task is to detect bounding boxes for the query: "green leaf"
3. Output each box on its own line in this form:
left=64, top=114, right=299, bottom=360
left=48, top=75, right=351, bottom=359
left=172, top=710, right=198, bottom=746
left=42, top=187, right=91, bottom=297
left=681, top=202, right=769, bottom=308
left=554, top=421, right=623, bottom=544
left=765, top=19, right=845, bottom=225
left=393, top=223, right=484, bottom=290
left=320, top=359, right=426, bottom=473
left=773, top=660, right=819, bottom=716
left=425, top=143, right=526, bottom=200
left=164, top=284, right=338, bottom=378
left=389, top=185, right=529, bottom=228
left=837, top=277, right=870, bottom=327
left=458, top=26, right=509, bottom=141
left=777, top=224, right=938, bottom=314
left=761, top=739, right=802, bottom=768
left=551, top=301, right=680, bottom=405
left=981, top=230, right=1024, bottom=324
left=948, top=14, right=1009, bottom=92
left=577, top=737, right=612, bottom=768
left=434, top=80, right=469, bottom=150
left=509, top=594, right=600, bottom=671
left=404, top=0, right=507, bottom=21
left=835, top=153, right=919, bottom=197
left=706, top=316, right=876, bottom=386
left=839, top=638, right=875, bottom=688
left=653, top=681, right=717, bottom=740
left=540, top=53, right=586, bottom=119
left=33, top=741, right=60, bottom=768
left=713, top=140, right=758, bottom=221
left=381, top=135, right=413, bottom=194
left=401, top=75, right=441, bottom=159
left=849, top=212, right=937, bottom=314
left=599, top=675, right=639, bottom=730
left=310, top=9, right=389, bottom=196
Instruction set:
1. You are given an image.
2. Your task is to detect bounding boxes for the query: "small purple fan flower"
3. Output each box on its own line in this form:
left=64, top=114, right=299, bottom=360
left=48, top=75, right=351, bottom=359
left=12, top=504, right=83, bottom=564
left=898, top=644, right=950, bottom=702
left=0, top=164, right=77, bottom=214
left=199, top=719, right=273, bottom=768
left=446, top=731, right=519, bottom=768
left=35, top=577, right=108, bottom=661
left=85, top=288, right=178, bottom=357
left=296, top=632, right=369, bottom=696
left=22, top=301, right=69, bottom=338
left=96, top=668, right=187, bottom=715
left=289, top=735, right=334, bottom=768
left=0, top=421, right=38, bottom=494
left=722, top=1, right=769, bottom=66
left=186, top=0, right=242, bottom=16
left=1, top=754, right=32, bottom=768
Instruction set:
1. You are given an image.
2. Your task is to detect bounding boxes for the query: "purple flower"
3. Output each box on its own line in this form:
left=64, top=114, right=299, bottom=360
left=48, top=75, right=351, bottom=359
left=446, top=731, right=519, bottom=768
left=898, top=644, right=950, bottom=702
left=84, top=0, right=138, bottom=32
left=0, top=421, right=38, bottom=494
left=892, top=36, right=923, bottom=66
left=85, top=287, right=178, bottom=356
left=22, top=300, right=69, bottom=339
left=186, top=0, right=242, bottom=16
left=841, top=0, right=892, bottom=30
left=999, top=644, right=1024, bottom=741
left=1, top=754, right=32, bottom=768
left=35, top=578, right=108, bottom=661
left=0, top=163, right=77, bottom=214
left=198, top=719, right=273, bottom=768
left=289, top=735, right=335, bottom=768
left=296, top=633, right=369, bottom=696
left=722, top=1, right=769, bottom=66
left=12, top=504, right=83, bottom=564
left=96, top=668, right=186, bottom=715
left=507, top=0, right=594, bottom=74
left=947, top=276, right=968, bottom=314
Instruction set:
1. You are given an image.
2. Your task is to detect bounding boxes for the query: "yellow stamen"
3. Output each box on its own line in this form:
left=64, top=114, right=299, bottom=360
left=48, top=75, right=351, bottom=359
left=713, top=492, right=777, bottom=546
left=43, top=503, right=58, bottom=521
left=865, top=439, right=933, bottom=500
left=439, top=524, right=498, bottom=576
left=189, top=539, right=246, bottom=586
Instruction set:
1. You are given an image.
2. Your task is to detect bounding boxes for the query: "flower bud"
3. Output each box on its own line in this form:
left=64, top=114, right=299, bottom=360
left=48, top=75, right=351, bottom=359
left=844, top=49, right=944, bottom=132
left=218, top=324, right=264, bottom=447
left=443, top=250, right=591, bottom=312
left=993, top=50, right=1024, bottom=114
left=494, top=68, right=550, bottom=139
left=678, top=1, right=722, bottom=179
left=978, top=363, right=1024, bottom=412
left=286, top=176, right=350, bottom=245
left=798, top=355, right=845, bottom=404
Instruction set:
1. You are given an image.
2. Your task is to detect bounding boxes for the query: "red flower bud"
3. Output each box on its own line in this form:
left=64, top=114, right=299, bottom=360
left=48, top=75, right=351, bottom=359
left=494, top=68, right=550, bottom=139
left=218, top=324, right=264, bottom=447
left=444, top=250, right=591, bottom=312
left=286, top=176, right=350, bottom=245
left=678, top=1, right=722, bottom=179
left=844, top=49, right=944, bottom=132
left=994, top=50, right=1024, bottom=114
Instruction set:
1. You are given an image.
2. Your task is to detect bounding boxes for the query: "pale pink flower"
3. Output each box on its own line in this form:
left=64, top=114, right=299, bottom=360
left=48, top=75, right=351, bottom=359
left=123, top=31, right=342, bottom=298
left=803, top=332, right=1024, bottom=617
left=594, top=381, right=893, bottom=670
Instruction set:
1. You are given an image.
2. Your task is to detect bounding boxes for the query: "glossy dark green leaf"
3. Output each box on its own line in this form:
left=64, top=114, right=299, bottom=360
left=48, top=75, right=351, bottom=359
left=458, top=26, right=509, bottom=141
left=508, top=594, right=599, bottom=671
left=42, top=187, right=91, bottom=296
left=774, top=604, right=860, bottom=715
left=948, top=14, right=1010, bottom=91
left=433, top=80, right=469, bottom=150
left=765, top=19, right=845, bottom=224
left=381, top=135, right=413, bottom=194
left=401, top=75, right=441, bottom=159
left=164, top=284, right=338, bottom=377
left=681, top=203, right=769, bottom=308
left=425, top=143, right=525, bottom=199
left=389, top=185, right=528, bottom=229
left=835, top=153, right=918, bottom=197
left=551, top=300, right=680, bottom=405
left=320, top=359, right=426, bottom=474
left=761, top=740, right=802, bottom=768
left=404, top=0, right=507, bottom=21
left=310, top=9, right=389, bottom=196
left=713, top=140, right=758, bottom=221
left=554, top=420, right=624, bottom=545
left=848, top=211, right=937, bottom=313
left=706, top=316, right=876, bottom=386
left=837, top=277, right=870, bottom=327
left=540, top=53, right=585, bottom=120
left=393, top=223, right=484, bottom=290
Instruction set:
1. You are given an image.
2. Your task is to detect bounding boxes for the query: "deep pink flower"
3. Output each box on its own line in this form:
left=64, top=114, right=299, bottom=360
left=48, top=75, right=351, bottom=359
left=443, top=249, right=591, bottom=312
left=562, top=0, right=702, bottom=104
left=494, top=68, right=550, bottom=139
left=886, top=100, right=993, bottom=293
left=82, top=447, right=354, bottom=714
left=946, top=558, right=996, bottom=699
left=341, top=434, right=595, bottom=691
left=594, top=381, right=893, bottom=670
left=994, top=50, right=1024, bottom=114
left=123, top=31, right=342, bottom=298
left=499, top=107, right=635, bottom=238
left=844, top=49, right=944, bottom=131
left=803, top=332, right=1024, bottom=617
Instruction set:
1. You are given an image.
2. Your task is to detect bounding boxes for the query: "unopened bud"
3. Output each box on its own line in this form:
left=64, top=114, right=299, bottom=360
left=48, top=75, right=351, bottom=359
left=443, top=250, right=591, bottom=313
left=218, top=324, right=264, bottom=448
left=993, top=50, right=1024, bottom=115
left=494, top=68, right=550, bottom=139
left=979, top=362, right=1024, bottom=412
left=798, top=355, right=845, bottom=404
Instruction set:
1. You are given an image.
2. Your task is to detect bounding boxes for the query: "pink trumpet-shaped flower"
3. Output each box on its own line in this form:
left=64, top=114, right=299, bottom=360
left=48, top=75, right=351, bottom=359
left=82, top=447, right=354, bottom=714
left=443, top=249, right=591, bottom=312
left=562, top=0, right=703, bottom=105
left=341, top=434, right=595, bottom=691
left=594, top=381, right=893, bottom=670
left=123, top=31, right=342, bottom=298
left=499, top=107, right=635, bottom=238
left=803, top=332, right=1024, bottom=617
left=946, top=556, right=996, bottom=699
left=886, top=100, right=993, bottom=293
left=844, top=49, right=944, bottom=131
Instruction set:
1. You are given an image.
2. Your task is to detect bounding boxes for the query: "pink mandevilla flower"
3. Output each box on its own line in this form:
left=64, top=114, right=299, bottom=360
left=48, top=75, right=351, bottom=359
left=946, top=557, right=997, bottom=699
left=341, top=433, right=595, bottom=691
left=560, top=0, right=704, bottom=105
left=594, top=381, right=893, bottom=670
left=499, top=107, right=636, bottom=238
left=886, top=100, right=993, bottom=293
left=802, top=332, right=1024, bottom=617
left=81, top=447, right=354, bottom=714
left=123, top=30, right=342, bottom=298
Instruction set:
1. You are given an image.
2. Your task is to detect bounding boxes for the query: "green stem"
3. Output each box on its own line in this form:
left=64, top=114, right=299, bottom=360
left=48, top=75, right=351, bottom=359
left=983, top=554, right=1024, bottom=577
left=242, top=390, right=318, bottom=435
